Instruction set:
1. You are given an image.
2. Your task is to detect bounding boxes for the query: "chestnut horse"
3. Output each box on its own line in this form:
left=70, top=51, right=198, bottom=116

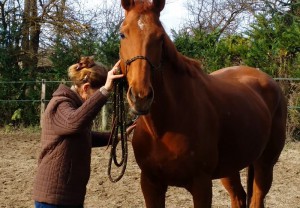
left=118, top=0, right=287, bottom=207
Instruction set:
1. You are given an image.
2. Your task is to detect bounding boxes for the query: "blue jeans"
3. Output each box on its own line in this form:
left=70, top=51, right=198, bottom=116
left=35, top=201, right=84, bottom=208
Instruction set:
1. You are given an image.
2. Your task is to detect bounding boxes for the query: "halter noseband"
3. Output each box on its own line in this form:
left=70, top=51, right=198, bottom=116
left=119, top=38, right=164, bottom=75
left=125, top=55, right=162, bottom=71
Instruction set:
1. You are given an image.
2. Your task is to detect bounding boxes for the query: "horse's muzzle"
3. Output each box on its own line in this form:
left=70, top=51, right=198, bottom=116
left=127, top=86, right=154, bottom=115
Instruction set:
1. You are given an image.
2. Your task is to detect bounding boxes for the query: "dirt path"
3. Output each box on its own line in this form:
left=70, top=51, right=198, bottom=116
left=1, top=130, right=299, bottom=207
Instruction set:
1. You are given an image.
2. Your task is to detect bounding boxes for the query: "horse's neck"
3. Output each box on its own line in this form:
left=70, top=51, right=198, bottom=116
left=163, top=36, right=206, bottom=78
left=144, top=37, right=209, bottom=135
left=150, top=55, right=208, bottom=118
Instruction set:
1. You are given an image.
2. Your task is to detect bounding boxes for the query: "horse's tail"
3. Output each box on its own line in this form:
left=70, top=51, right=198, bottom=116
left=246, top=164, right=254, bottom=208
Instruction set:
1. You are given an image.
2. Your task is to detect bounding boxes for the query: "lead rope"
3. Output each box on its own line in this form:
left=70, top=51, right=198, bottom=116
left=107, top=77, right=128, bottom=182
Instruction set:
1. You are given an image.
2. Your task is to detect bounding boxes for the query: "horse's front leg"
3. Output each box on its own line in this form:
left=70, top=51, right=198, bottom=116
left=187, top=174, right=213, bottom=208
left=140, top=171, right=168, bottom=208
left=221, top=172, right=246, bottom=208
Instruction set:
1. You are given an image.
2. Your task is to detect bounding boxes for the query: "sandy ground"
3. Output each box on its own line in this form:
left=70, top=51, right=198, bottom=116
left=0, top=130, right=299, bottom=208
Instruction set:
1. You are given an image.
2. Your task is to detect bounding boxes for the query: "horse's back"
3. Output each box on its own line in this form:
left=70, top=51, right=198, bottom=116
left=211, top=66, right=285, bottom=116
left=209, top=66, right=287, bottom=177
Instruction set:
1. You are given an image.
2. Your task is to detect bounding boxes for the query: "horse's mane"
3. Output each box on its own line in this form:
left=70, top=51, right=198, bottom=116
left=163, top=33, right=204, bottom=78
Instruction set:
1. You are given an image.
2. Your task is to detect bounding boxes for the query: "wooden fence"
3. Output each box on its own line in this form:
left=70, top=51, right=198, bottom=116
left=39, top=79, right=110, bottom=129
left=0, top=78, right=299, bottom=129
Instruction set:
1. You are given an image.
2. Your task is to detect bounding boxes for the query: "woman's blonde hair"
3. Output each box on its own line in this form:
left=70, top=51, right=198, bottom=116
left=68, top=56, right=107, bottom=89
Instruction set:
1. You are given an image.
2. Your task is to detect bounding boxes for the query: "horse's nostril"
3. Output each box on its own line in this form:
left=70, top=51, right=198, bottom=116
left=129, top=87, right=136, bottom=103
left=129, top=87, right=154, bottom=101
left=127, top=86, right=154, bottom=115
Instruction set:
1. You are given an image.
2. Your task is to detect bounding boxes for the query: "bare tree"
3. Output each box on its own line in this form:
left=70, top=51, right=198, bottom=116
left=20, top=0, right=40, bottom=70
left=185, top=0, right=299, bottom=35
left=0, top=0, right=23, bottom=70
left=185, top=0, right=258, bottom=35
left=187, top=0, right=251, bottom=33
left=2, top=0, right=123, bottom=71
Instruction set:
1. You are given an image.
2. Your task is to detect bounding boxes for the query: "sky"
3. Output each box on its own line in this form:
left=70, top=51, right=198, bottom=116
left=160, top=0, right=188, bottom=35
left=86, top=0, right=189, bottom=36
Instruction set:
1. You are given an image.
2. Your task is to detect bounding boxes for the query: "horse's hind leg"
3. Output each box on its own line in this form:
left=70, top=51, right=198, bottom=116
left=249, top=160, right=274, bottom=208
left=250, top=108, right=286, bottom=208
left=221, top=172, right=246, bottom=208
left=250, top=148, right=284, bottom=208
left=140, top=171, right=167, bottom=208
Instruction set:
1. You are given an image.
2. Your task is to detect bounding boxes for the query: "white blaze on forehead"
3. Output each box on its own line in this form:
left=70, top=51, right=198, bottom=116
left=138, top=16, right=145, bottom=30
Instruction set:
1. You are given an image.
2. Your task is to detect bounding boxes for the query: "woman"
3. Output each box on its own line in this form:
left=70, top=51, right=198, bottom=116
left=33, top=58, right=125, bottom=208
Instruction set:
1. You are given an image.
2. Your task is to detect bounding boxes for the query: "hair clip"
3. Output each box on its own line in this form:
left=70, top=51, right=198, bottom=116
left=76, top=63, right=83, bottom=71
left=82, top=72, right=91, bottom=82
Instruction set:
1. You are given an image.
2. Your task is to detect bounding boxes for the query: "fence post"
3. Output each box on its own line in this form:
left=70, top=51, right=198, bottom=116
left=40, top=79, right=46, bottom=127
left=101, top=105, right=107, bottom=131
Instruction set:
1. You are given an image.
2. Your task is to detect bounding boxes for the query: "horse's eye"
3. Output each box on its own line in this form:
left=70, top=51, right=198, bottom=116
left=119, top=33, right=125, bottom=39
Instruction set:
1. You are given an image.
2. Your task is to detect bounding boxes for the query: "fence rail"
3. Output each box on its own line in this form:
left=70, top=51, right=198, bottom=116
left=0, top=78, right=299, bottom=127
left=1, top=78, right=299, bottom=107
left=0, top=79, right=113, bottom=129
left=274, top=78, right=300, bottom=81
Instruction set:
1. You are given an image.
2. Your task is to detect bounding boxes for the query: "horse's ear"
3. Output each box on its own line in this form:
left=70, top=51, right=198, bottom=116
left=152, top=0, right=165, bottom=12
left=121, top=0, right=135, bottom=11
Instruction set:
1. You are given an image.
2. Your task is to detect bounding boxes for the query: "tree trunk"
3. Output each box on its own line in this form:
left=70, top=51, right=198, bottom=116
left=21, top=0, right=40, bottom=71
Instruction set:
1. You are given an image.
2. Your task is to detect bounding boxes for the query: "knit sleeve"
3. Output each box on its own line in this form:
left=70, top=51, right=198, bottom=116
left=51, top=91, right=108, bottom=135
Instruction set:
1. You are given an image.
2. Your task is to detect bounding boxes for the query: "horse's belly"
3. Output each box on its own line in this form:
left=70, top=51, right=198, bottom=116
left=213, top=132, right=269, bottom=178
left=135, top=147, right=214, bottom=186
left=212, top=97, right=272, bottom=178
left=141, top=158, right=202, bottom=187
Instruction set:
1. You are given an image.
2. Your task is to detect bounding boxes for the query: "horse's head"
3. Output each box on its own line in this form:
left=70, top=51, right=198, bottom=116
left=119, top=0, right=166, bottom=115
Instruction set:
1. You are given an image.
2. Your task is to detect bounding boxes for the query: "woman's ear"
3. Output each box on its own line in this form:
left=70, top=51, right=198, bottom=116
left=79, top=83, right=91, bottom=101
left=82, top=83, right=90, bottom=93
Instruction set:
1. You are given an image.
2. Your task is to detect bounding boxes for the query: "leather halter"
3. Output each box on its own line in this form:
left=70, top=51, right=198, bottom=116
left=119, top=39, right=164, bottom=75
left=125, top=55, right=162, bottom=72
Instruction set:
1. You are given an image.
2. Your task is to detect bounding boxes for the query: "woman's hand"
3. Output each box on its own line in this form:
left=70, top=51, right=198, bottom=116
left=103, top=60, right=124, bottom=91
